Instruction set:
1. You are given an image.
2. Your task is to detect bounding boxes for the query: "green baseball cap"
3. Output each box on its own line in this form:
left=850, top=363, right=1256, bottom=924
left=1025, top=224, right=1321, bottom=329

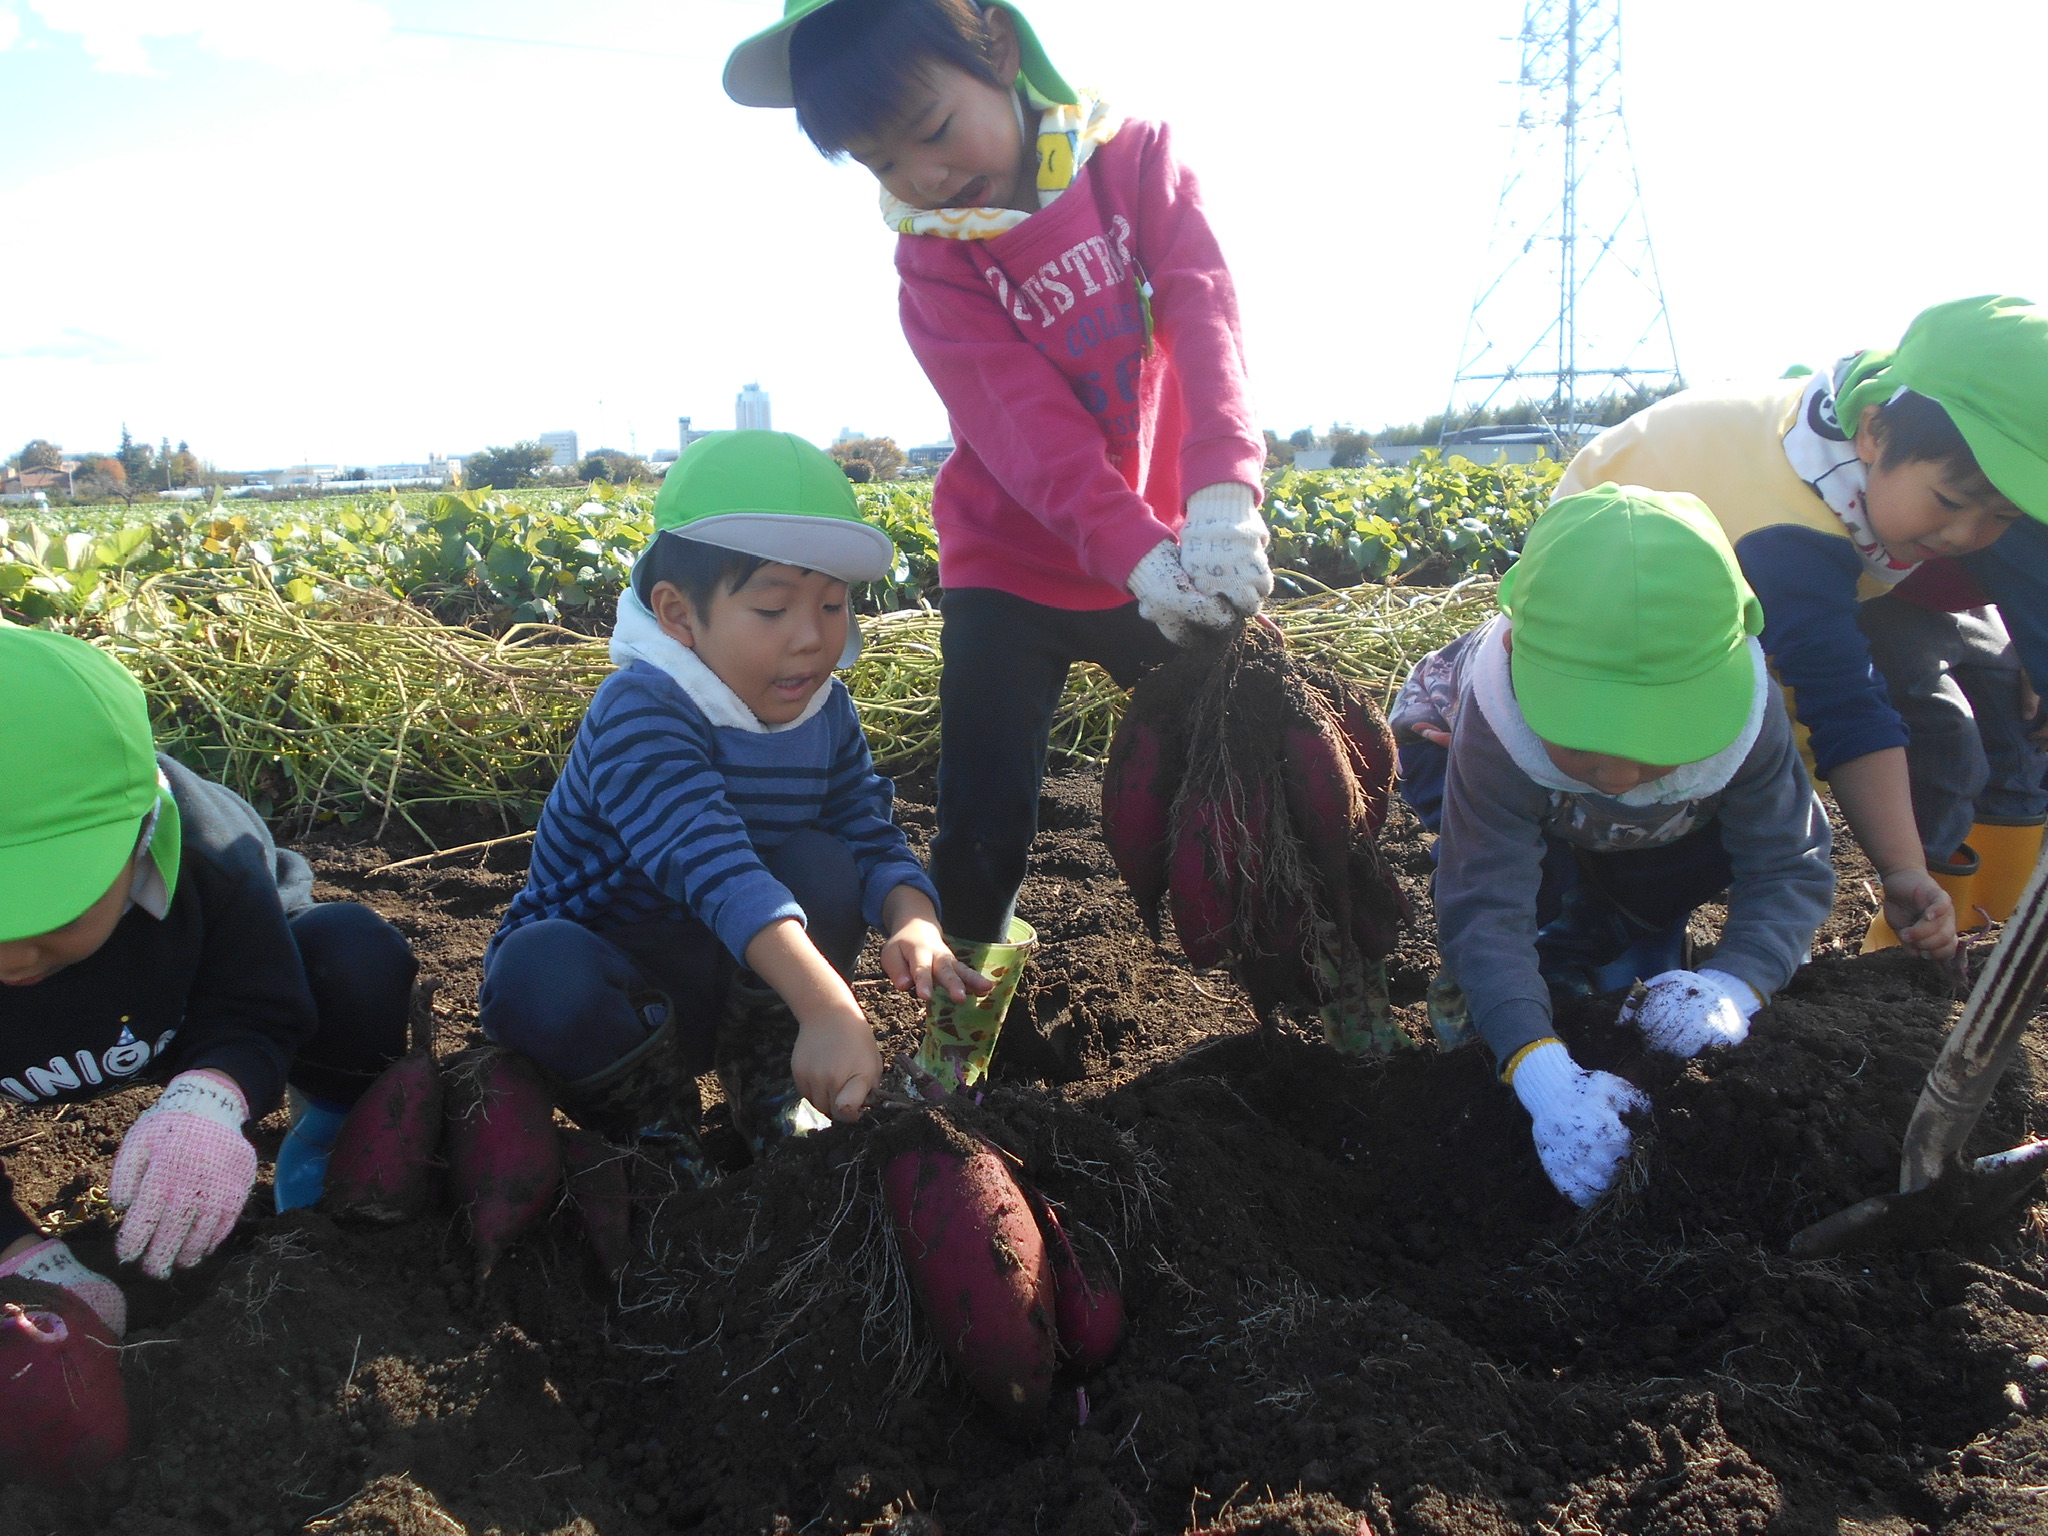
left=1498, top=484, right=1765, bottom=766
left=724, top=0, right=1075, bottom=110
left=0, top=627, right=179, bottom=943
left=644, top=430, right=895, bottom=584
left=1835, top=294, right=2048, bottom=524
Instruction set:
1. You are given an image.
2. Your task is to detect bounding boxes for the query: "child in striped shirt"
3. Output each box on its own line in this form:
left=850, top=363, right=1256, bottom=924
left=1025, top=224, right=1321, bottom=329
left=481, top=432, right=982, bottom=1172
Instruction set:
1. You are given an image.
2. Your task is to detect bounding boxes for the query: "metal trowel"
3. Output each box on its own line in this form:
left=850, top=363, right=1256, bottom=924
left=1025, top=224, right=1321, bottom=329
left=1790, top=851, right=2048, bottom=1259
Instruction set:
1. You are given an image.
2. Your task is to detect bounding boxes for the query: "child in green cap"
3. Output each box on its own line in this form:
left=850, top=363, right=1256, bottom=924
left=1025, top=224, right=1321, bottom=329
left=1558, top=295, right=2048, bottom=958
left=0, top=627, right=417, bottom=1335
left=1391, top=486, right=1836, bottom=1207
left=481, top=432, right=981, bottom=1167
left=722, top=0, right=1271, bottom=1067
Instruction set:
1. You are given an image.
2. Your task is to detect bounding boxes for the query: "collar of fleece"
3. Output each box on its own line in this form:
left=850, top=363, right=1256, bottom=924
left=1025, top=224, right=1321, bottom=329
left=1468, top=614, right=1769, bottom=806
left=608, top=589, right=834, bottom=735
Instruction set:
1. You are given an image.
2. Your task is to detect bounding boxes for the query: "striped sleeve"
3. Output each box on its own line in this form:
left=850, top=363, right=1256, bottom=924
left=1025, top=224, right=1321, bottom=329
left=582, top=683, right=803, bottom=962
left=816, top=689, right=942, bottom=928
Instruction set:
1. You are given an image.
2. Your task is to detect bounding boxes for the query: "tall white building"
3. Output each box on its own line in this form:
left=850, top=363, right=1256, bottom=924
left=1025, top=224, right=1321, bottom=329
left=538, top=431, right=579, bottom=468
left=736, top=383, right=771, bottom=432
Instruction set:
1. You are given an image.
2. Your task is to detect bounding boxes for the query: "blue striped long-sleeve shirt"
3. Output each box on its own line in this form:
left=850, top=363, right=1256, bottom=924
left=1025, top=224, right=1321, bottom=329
left=497, top=662, right=937, bottom=963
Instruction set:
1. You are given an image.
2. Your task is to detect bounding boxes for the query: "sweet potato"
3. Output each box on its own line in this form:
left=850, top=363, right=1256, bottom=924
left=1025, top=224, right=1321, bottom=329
left=1169, top=786, right=1268, bottom=971
left=0, top=1279, right=128, bottom=1487
left=1101, top=712, right=1176, bottom=938
left=561, top=1128, right=634, bottom=1282
left=1035, top=1202, right=1125, bottom=1375
left=1281, top=715, right=1363, bottom=933
left=884, top=1137, right=1056, bottom=1428
left=1334, top=685, right=1398, bottom=839
left=445, top=1050, right=563, bottom=1280
left=326, top=1050, right=443, bottom=1225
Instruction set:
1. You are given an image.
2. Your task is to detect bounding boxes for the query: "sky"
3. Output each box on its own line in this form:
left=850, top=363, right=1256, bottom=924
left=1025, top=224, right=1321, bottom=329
left=3, top=0, right=2045, bottom=471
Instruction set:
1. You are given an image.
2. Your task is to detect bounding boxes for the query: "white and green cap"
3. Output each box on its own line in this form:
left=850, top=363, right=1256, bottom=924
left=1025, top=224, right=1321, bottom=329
left=645, top=431, right=895, bottom=583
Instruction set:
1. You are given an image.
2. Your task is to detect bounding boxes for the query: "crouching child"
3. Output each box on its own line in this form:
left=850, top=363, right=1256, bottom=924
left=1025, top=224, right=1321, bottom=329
left=0, top=627, right=417, bottom=1335
left=479, top=432, right=983, bottom=1174
left=1390, top=485, right=1835, bottom=1206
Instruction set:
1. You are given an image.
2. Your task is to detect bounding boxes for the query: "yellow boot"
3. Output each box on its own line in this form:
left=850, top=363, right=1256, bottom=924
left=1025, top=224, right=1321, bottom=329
left=1969, top=818, right=2046, bottom=923
left=1931, top=844, right=1984, bottom=934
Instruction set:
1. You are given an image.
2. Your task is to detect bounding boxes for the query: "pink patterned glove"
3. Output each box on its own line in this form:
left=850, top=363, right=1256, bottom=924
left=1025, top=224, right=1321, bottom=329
left=109, top=1072, right=256, bottom=1280
left=0, top=1238, right=127, bottom=1337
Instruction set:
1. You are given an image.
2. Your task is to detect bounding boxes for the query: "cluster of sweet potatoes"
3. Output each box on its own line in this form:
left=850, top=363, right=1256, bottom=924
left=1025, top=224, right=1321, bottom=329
left=0, top=1281, right=128, bottom=1490
left=327, top=1048, right=629, bottom=1282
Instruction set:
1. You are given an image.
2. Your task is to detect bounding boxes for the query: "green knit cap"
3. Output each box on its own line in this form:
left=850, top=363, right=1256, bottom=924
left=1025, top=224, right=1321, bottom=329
left=724, top=0, right=1075, bottom=109
left=1498, top=484, right=1765, bottom=765
left=1835, top=294, right=2048, bottom=524
left=0, top=626, right=180, bottom=943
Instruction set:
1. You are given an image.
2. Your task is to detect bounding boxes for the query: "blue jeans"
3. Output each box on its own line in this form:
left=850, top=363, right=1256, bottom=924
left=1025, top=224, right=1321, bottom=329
left=478, top=828, right=866, bottom=1083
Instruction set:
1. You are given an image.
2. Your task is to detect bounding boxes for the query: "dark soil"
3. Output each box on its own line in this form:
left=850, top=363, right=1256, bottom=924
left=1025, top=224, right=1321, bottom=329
left=7, top=772, right=2048, bottom=1536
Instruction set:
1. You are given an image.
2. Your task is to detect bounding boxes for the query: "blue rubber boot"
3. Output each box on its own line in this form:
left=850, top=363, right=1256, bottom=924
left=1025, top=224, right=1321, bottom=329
left=274, top=1089, right=350, bottom=1213
left=1589, top=915, right=1692, bottom=995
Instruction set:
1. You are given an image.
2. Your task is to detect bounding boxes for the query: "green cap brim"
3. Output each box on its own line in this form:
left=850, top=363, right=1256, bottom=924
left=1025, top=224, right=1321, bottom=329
left=1947, top=400, right=2048, bottom=526
left=724, top=0, right=1075, bottom=109
left=0, top=815, right=143, bottom=944
left=1511, top=638, right=1755, bottom=767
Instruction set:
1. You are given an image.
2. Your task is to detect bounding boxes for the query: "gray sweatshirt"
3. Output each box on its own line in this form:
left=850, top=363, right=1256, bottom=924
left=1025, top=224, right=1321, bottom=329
left=1393, top=617, right=1835, bottom=1064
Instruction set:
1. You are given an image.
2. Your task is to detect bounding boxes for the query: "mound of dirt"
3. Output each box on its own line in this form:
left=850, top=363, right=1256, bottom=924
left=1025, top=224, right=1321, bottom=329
left=4, top=770, right=2048, bottom=1536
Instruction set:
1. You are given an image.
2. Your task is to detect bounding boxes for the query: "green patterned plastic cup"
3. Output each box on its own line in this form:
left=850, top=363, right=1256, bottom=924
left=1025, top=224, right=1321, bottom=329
left=911, top=918, right=1037, bottom=1092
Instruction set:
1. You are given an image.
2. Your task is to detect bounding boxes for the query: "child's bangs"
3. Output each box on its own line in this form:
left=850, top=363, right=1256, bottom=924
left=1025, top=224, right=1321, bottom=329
left=790, top=0, right=1000, bottom=157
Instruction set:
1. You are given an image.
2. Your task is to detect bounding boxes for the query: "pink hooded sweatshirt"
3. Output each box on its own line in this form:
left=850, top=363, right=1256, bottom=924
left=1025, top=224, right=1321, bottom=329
left=896, top=118, right=1266, bottom=611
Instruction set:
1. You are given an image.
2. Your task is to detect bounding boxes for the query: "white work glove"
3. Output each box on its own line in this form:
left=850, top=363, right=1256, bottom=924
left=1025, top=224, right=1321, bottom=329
left=0, top=1238, right=127, bottom=1337
left=1126, top=539, right=1236, bottom=646
left=1177, top=482, right=1272, bottom=616
left=1509, top=1040, right=1648, bottom=1208
left=1618, top=968, right=1760, bottom=1058
left=109, top=1071, right=257, bottom=1280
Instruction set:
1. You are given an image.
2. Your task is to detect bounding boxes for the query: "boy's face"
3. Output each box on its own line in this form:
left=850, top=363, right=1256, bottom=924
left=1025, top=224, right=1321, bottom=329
left=1540, top=742, right=1681, bottom=796
left=1854, top=406, right=2023, bottom=564
left=839, top=13, right=1035, bottom=213
left=651, top=563, right=850, bottom=725
left=0, top=850, right=135, bottom=987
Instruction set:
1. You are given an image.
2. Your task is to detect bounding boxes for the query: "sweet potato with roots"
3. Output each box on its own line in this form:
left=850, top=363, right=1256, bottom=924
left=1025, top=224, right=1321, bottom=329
left=326, top=1050, right=443, bottom=1226
left=561, top=1128, right=634, bottom=1282
left=1101, top=710, right=1175, bottom=938
left=0, top=1279, right=129, bottom=1488
left=1334, top=684, right=1398, bottom=838
left=1037, top=1202, right=1125, bottom=1374
left=445, top=1050, right=563, bottom=1280
left=883, top=1121, right=1056, bottom=1429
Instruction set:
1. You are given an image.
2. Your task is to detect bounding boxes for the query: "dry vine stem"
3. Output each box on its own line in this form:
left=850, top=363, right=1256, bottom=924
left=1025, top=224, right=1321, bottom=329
left=83, top=571, right=1491, bottom=842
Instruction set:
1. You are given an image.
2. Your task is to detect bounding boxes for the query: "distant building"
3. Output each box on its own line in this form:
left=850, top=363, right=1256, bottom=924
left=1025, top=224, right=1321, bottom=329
left=538, top=431, right=579, bottom=468
left=834, top=426, right=864, bottom=445
left=678, top=416, right=719, bottom=454
left=905, top=438, right=955, bottom=474
left=1292, top=449, right=1336, bottom=470
left=736, top=384, right=771, bottom=432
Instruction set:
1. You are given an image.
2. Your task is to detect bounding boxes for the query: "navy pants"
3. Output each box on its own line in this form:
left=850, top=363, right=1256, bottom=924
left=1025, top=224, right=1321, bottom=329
left=478, top=829, right=867, bottom=1083
left=287, top=902, right=418, bottom=1104
left=933, top=587, right=1176, bottom=942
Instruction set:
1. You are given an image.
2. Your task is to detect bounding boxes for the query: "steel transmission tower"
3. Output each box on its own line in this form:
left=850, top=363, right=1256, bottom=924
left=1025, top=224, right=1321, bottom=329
left=1443, top=0, right=1680, bottom=449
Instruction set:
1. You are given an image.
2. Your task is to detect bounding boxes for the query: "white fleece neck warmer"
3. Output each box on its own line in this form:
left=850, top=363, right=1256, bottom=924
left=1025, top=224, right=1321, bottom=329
left=1469, top=615, right=1769, bottom=806
left=608, top=589, right=835, bottom=734
left=1782, top=365, right=1918, bottom=587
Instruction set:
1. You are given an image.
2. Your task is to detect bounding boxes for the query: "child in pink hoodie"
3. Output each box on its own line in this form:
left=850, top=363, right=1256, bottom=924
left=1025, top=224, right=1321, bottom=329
left=726, top=0, right=1271, bottom=947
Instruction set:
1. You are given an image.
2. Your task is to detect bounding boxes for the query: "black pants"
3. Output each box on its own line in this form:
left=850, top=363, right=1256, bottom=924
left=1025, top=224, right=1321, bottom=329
left=285, top=902, right=419, bottom=1105
left=476, top=829, right=867, bottom=1082
left=933, top=588, right=1175, bottom=941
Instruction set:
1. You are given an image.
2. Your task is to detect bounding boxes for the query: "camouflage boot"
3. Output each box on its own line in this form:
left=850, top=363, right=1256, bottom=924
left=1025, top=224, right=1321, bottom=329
left=715, top=980, right=832, bottom=1160
left=558, top=991, right=715, bottom=1188
left=1426, top=964, right=1476, bottom=1050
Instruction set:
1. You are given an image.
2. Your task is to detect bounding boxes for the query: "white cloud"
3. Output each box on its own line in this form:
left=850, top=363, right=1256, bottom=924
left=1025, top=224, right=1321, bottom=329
left=0, top=9, right=18, bottom=50
left=30, top=0, right=390, bottom=74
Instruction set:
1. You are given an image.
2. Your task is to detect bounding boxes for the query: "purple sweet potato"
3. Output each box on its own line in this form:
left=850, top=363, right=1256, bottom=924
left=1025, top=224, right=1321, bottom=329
left=1334, top=685, right=1398, bottom=839
left=884, top=1138, right=1056, bottom=1427
left=0, top=1280, right=128, bottom=1488
left=445, top=1051, right=563, bottom=1280
left=1035, top=1201, right=1125, bottom=1375
left=1102, top=711, right=1175, bottom=938
left=561, top=1128, right=634, bottom=1282
left=1281, top=716, right=1363, bottom=933
left=326, top=1050, right=443, bottom=1225
left=1168, top=787, right=1266, bottom=971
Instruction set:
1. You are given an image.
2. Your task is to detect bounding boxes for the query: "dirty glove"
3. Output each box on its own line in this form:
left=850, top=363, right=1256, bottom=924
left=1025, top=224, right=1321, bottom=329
left=1178, top=483, right=1272, bottom=616
left=1619, top=968, right=1759, bottom=1058
left=1508, top=1040, right=1647, bottom=1208
left=1126, top=539, right=1236, bottom=646
left=109, top=1071, right=256, bottom=1280
left=0, top=1238, right=126, bottom=1337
